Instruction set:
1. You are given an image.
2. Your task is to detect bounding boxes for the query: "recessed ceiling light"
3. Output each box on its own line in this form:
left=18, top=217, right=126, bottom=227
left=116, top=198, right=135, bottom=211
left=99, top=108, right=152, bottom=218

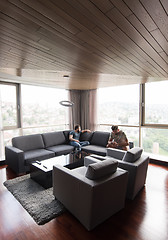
left=63, top=75, right=69, bottom=78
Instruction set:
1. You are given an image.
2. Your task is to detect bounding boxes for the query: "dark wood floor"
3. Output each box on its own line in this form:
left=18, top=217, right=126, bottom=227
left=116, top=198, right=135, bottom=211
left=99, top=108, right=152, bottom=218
left=0, top=163, right=168, bottom=240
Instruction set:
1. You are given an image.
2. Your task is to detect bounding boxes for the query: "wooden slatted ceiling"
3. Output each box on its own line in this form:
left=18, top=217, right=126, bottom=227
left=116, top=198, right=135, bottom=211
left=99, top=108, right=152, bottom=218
left=0, top=0, right=167, bottom=89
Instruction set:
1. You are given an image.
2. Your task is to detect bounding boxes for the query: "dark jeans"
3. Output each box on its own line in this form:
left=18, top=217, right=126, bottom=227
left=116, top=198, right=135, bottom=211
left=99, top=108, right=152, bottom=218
left=70, top=141, right=90, bottom=152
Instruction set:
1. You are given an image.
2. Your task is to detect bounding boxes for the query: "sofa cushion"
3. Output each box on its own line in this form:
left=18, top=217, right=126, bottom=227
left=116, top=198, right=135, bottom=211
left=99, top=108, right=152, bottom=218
left=42, top=131, right=66, bottom=148
left=123, top=147, right=143, bottom=163
left=82, top=145, right=107, bottom=156
left=90, top=131, right=110, bottom=147
left=85, top=159, right=118, bottom=180
left=63, top=130, right=71, bottom=143
left=47, top=145, right=74, bottom=156
left=24, top=149, right=55, bottom=165
left=12, top=134, right=45, bottom=151
left=79, top=132, right=93, bottom=142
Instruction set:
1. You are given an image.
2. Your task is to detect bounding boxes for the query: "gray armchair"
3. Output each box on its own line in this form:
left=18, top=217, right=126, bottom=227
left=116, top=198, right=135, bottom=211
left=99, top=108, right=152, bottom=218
left=53, top=157, right=128, bottom=230
left=107, top=147, right=149, bottom=200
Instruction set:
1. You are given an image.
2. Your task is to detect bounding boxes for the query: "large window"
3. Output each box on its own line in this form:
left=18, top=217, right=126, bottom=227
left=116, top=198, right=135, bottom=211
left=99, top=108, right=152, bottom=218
left=21, top=85, right=69, bottom=133
left=98, top=84, right=139, bottom=126
left=0, top=83, right=18, bottom=129
left=0, top=83, right=19, bottom=160
left=0, top=83, right=70, bottom=160
left=145, top=81, right=168, bottom=125
left=97, top=82, right=168, bottom=161
left=97, top=84, right=139, bottom=147
left=142, top=80, right=168, bottom=158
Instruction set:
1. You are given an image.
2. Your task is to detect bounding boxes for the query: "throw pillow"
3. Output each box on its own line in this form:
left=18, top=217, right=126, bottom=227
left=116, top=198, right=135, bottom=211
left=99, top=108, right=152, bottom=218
left=123, top=147, right=143, bottom=163
left=85, top=159, right=118, bottom=180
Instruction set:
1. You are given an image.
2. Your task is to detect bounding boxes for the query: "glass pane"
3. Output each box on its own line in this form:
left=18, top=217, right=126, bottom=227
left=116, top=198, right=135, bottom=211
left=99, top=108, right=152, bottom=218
left=0, top=129, right=20, bottom=160
left=119, top=126, right=139, bottom=147
left=97, top=85, right=139, bottom=126
left=22, top=125, right=69, bottom=135
left=21, top=85, right=69, bottom=128
left=142, top=128, right=168, bottom=157
left=97, top=125, right=139, bottom=147
left=0, top=84, right=17, bottom=128
left=145, top=81, right=168, bottom=124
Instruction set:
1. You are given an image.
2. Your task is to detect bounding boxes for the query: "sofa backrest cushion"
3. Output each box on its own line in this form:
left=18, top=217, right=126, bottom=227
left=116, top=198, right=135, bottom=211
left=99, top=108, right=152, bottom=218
left=63, top=130, right=71, bottom=143
left=85, top=159, right=118, bottom=180
left=42, top=131, right=66, bottom=148
left=12, top=134, right=45, bottom=151
left=123, top=147, right=143, bottom=163
left=79, top=131, right=93, bottom=142
left=90, top=131, right=110, bottom=147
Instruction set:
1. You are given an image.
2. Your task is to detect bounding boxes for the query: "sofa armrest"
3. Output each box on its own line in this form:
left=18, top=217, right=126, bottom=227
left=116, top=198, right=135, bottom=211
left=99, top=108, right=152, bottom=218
left=107, top=148, right=126, bottom=160
left=5, top=146, right=25, bottom=174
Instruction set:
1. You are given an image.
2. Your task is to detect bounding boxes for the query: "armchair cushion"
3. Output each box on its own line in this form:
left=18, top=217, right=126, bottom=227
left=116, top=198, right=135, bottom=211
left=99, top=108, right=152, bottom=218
left=85, top=159, right=118, bottom=180
left=123, top=147, right=143, bottom=163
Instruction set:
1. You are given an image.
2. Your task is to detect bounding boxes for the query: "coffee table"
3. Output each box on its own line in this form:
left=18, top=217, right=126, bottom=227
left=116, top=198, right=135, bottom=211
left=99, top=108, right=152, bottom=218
left=30, top=154, right=83, bottom=189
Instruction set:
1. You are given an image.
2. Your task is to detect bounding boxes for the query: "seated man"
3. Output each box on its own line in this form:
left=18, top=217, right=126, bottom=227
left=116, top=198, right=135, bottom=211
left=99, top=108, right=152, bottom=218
left=69, top=125, right=91, bottom=157
left=106, top=125, right=128, bottom=151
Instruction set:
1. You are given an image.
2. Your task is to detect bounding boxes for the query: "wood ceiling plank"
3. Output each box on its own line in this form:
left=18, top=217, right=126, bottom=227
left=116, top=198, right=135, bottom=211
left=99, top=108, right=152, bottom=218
left=123, top=0, right=158, bottom=32
left=125, top=53, right=161, bottom=77
left=150, top=29, right=168, bottom=55
left=92, top=52, right=139, bottom=75
left=92, top=26, right=161, bottom=77
left=0, top=24, right=91, bottom=72
left=160, top=0, right=168, bottom=14
left=6, top=0, right=104, bottom=59
left=0, top=41, right=67, bottom=69
left=1, top=35, right=92, bottom=70
left=10, top=0, right=79, bottom=35
left=5, top=0, right=82, bottom=46
left=108, top=46, right=154, bottom=76
left=43, top=0, right=96, bottom=30
left=65, top=0, right=116, bottom=31
left=82, top=43, right=133, bottom=75
left=0, top=30, right=50, bottom=51
left=0, top=21, right=41, bottom=43
left=140, top=0, right=168, bottom=40
left=159, top=52, right=168, bottom=64
left=127, top=14, right=163, bottom=53
left=81, top=40, right=138, bottom=75
left=48, top=0, right=95, bottom=30
left=112, top=28, right=167, bottom=77
left=107, top=8, right=168, bottom=75
left=107, top=0, right=132, bottom=17
left=89, top=0, right=114, bottom=13
left=0, top=12, right=39, bottom=33
left=92, top=26, right=129, bottom=55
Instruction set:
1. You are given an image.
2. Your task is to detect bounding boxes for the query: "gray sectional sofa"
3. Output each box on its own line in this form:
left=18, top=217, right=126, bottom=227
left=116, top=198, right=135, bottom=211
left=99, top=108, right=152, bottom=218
left=5, top=130, right=110, bottom=174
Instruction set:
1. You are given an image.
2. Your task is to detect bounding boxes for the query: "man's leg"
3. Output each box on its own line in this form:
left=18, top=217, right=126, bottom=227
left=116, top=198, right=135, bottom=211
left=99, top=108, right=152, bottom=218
left=79, top=141, right=90, bottom=147
left=70, top=141, right=81, bottom=152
